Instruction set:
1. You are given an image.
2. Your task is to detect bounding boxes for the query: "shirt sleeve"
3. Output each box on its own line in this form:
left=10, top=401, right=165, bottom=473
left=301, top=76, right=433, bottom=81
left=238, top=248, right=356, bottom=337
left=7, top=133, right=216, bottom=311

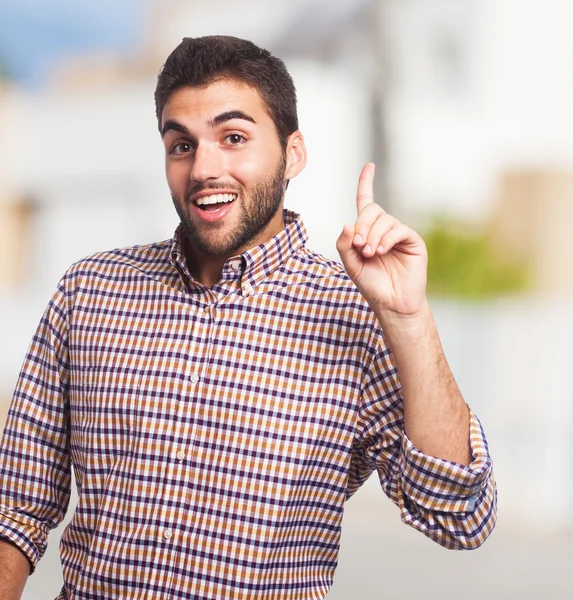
left=347, top=337, right=497, bottom=551
left=0, top=278, right=72, bottom=571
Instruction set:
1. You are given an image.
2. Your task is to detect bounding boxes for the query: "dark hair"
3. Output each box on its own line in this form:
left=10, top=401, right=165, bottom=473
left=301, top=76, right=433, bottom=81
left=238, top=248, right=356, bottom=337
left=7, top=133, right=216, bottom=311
left=154, top=36, right=298, bottom=150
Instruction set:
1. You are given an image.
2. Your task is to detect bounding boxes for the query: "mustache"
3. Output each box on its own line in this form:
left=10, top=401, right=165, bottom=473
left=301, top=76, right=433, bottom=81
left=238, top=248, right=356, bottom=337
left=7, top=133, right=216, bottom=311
left=185, top=182, right=241, bottom=202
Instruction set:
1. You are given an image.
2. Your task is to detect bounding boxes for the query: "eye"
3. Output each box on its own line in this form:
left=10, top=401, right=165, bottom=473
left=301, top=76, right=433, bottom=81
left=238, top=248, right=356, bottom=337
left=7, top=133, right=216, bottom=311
left=170, top=142, right=193, bottom=155
left=224, top=133, right=246, bottom=146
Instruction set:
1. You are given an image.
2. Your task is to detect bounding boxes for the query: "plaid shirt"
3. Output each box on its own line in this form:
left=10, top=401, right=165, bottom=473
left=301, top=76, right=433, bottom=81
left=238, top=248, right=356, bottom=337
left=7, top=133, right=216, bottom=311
left=0, top=210, right=496, bottom=599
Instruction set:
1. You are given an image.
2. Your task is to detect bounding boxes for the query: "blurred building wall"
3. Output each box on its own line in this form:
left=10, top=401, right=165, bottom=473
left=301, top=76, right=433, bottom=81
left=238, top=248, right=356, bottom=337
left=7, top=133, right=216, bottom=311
left=382, top=0, right=573, bottom=223
left=492, top=170, right=573, bottom=297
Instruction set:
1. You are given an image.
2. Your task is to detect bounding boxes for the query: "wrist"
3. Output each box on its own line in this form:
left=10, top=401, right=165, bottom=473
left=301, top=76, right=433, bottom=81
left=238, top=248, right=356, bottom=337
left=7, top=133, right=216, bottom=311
left=373, top=298, right=433, bottom=333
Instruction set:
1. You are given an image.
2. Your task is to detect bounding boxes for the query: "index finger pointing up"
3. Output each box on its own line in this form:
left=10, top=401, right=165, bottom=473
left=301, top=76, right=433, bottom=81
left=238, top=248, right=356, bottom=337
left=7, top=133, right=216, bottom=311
left=356, top=162, right=376, bottom=214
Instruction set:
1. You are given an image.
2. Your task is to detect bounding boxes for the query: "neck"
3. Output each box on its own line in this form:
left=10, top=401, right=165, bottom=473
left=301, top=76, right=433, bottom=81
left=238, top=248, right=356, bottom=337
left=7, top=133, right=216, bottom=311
left=179, top=234, right=225, bottom=288
left=189, top=252, right=227, bottom=288
left=182, top=213, right=286, bottom=288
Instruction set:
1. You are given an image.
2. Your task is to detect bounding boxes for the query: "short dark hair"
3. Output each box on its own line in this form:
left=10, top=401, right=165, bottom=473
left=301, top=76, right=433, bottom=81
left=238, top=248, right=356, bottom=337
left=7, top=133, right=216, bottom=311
left=154, top=36, right=299, bottom=150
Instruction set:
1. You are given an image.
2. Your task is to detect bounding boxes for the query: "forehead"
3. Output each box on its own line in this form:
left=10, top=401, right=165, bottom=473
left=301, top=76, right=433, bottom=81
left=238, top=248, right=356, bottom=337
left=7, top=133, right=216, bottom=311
left=161, top=80, right=270, bottom=127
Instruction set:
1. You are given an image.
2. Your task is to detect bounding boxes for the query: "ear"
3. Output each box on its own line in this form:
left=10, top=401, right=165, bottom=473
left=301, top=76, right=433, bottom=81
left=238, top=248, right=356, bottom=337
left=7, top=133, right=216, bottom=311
left=283, top=131, right=307, bottom=181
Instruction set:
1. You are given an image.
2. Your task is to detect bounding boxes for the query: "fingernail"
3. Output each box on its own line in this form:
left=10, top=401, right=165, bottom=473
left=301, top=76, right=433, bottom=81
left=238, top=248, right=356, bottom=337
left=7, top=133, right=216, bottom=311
left=353, top=234, right=363, bottom=245
left=376, top=245, right=384, bottom=254
left=363, top=244, right=372, bottom=254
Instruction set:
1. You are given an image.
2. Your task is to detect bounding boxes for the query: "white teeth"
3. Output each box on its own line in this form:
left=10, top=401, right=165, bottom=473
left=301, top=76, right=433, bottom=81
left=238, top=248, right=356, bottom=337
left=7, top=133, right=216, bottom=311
left=196, top=193, right=237, bottom=206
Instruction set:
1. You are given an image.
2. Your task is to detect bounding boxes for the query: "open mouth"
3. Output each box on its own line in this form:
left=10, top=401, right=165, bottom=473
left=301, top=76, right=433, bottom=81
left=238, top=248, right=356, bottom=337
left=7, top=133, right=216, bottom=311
left=195, top=193, right=238, bottom=213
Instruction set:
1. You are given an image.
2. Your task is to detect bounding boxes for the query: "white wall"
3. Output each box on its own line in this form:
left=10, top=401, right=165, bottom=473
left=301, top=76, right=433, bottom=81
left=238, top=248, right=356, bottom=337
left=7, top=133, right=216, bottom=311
left=384, top=0, right=573, bottom=220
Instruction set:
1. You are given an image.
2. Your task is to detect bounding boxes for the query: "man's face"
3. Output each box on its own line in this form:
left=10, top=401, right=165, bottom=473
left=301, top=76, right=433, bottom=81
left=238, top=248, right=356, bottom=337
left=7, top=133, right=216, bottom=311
left=161, top=80, right=288, bottom=258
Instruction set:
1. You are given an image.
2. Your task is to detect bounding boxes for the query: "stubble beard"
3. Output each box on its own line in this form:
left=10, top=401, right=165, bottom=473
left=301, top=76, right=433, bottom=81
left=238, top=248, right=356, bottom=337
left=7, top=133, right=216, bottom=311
left=172, top=155, right=287, bottom=257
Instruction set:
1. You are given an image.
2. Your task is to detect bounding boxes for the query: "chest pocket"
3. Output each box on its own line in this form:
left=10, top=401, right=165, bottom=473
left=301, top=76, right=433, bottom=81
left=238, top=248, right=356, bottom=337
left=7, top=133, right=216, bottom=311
left=72, top=365, right=141, bottom=456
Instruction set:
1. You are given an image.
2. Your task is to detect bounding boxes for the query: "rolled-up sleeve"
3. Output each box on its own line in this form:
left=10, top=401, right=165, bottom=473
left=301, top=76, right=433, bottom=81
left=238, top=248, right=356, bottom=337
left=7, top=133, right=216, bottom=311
left=397, top=411, right=496, bottom=549
left=348, top=337, right=497, bottom=550
left=0, top=277, right=72, bottom=571
left=0, top=509, right=50, bottom=569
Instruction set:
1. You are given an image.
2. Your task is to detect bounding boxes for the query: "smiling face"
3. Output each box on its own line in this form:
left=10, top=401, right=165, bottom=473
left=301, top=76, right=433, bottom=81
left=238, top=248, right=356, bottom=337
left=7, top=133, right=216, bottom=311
left=161, top=79, right=306, bottom=266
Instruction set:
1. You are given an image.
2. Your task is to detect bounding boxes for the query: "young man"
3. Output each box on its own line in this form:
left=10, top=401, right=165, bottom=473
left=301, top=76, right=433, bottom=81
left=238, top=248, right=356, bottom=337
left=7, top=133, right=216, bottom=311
left=0, top=36, right=496, bottom=599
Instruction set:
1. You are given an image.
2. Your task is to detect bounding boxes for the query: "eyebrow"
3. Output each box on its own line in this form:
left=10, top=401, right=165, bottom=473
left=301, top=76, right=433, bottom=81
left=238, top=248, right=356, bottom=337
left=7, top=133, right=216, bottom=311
left=161, top=110, right=256, bottom=138
left=208, top=110, right=256, bottom=128
left=161, top=120, right=189, bottom=137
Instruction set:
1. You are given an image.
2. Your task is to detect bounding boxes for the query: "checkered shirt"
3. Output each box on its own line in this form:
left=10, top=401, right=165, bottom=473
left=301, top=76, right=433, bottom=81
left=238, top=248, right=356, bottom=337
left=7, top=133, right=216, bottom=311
left=0, top=210, right=496, bottom=599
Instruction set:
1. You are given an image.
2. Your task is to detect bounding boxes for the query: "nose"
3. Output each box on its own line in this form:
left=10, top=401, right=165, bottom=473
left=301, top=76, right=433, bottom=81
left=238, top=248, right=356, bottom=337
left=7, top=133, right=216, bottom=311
left=190, top=143, right=224, bottom=183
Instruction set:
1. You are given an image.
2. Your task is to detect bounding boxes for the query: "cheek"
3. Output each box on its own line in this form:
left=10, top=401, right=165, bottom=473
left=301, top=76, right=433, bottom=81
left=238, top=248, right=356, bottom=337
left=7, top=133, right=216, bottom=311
left=232, top=148, right=282, bottom=182
left=165, top=161, right=188, bottom=190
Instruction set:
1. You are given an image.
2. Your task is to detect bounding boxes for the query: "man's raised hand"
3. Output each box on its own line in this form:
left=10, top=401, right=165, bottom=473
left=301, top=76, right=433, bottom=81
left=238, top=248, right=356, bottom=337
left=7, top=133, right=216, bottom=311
left=336, top=162, right=429, bottom=317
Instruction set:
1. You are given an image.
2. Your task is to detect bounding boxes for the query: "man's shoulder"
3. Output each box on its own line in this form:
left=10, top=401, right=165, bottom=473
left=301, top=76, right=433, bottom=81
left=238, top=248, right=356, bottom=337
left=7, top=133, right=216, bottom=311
left=288, top=246, right=380, bottom=330
left=292, top=245, right=354, bottom=287
left=62, top=238, right=174, bottom=283
left=287, top=245, right=371, bottom=305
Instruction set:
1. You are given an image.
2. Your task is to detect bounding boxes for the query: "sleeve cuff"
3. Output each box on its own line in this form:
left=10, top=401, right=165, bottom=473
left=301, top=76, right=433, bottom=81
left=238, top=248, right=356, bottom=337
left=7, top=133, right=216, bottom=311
left=399, top=410, right=493, bottom=513
left=0, top=509, right=49, bottom=572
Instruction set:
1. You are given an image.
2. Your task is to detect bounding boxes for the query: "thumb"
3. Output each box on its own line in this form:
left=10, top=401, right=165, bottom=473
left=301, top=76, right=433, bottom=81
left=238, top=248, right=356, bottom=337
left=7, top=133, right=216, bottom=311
left=336, top=223, right=354, bottom=255
left=336, top=223, right=362, bottom=276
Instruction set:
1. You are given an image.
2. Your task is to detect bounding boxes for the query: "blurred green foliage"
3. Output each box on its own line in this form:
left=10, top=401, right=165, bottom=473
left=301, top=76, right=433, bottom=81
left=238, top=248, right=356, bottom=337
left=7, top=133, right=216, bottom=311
left=424, top=218, right=531, bottom=299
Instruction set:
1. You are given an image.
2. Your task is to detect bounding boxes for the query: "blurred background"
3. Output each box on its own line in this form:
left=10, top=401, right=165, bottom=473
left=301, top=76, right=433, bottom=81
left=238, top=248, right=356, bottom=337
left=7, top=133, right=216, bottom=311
left=1, top=0, right=572, bottom=597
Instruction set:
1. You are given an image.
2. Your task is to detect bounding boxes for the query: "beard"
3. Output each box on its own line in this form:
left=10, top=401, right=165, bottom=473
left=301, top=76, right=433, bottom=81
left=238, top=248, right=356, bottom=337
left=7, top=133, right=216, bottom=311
left=172, top=154, right=287, bottom=257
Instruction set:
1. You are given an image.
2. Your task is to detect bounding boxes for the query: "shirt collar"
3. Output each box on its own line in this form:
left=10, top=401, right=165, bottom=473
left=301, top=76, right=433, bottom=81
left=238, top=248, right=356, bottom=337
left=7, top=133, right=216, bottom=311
left=169, top=209, right=308, bottom=293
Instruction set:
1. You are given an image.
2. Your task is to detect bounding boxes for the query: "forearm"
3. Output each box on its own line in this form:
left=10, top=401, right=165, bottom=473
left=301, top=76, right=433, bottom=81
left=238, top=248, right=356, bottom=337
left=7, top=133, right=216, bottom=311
left=0, top=539, right=29, bottom=600
left=375, top=300, right=471, bottom=465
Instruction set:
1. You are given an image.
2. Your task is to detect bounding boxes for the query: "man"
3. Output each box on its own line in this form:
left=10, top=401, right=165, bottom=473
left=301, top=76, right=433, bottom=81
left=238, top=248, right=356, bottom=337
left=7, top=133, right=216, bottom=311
left=0, top=36, right=496, bottom=599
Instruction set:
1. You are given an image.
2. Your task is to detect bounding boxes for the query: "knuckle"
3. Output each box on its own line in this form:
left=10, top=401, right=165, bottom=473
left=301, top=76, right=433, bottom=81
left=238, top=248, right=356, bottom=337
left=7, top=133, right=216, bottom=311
left=361, top=204, right=381, bottom=217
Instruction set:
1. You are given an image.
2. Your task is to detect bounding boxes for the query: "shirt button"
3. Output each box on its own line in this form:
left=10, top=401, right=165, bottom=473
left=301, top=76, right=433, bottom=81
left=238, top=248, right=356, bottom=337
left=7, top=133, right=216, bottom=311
left=243, top=282, right=253, bottom=295
left=190, top=373, right=199, bottom=383
left=163, top=529, right=173, bottom=540
left=231, top=261, right=241, bottom=271
left=176, top=450, right=186, bottom=461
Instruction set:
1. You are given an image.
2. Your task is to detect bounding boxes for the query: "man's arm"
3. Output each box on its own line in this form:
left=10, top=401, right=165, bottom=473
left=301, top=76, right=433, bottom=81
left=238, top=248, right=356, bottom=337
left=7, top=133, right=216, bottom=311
left=337, top=162, right=471, bottom=465
left=0, top=539, right=29, bottom=600
left=374, top=302, right=471, bottom=464
left=338, top=164, right=496, bottom=549
left=0, top=275, right=73, bottom=582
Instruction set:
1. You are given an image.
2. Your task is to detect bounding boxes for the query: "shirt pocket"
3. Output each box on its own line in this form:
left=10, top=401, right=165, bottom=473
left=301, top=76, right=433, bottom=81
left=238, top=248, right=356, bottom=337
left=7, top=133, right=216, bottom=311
left=72, top=365, right=141, bottom=456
